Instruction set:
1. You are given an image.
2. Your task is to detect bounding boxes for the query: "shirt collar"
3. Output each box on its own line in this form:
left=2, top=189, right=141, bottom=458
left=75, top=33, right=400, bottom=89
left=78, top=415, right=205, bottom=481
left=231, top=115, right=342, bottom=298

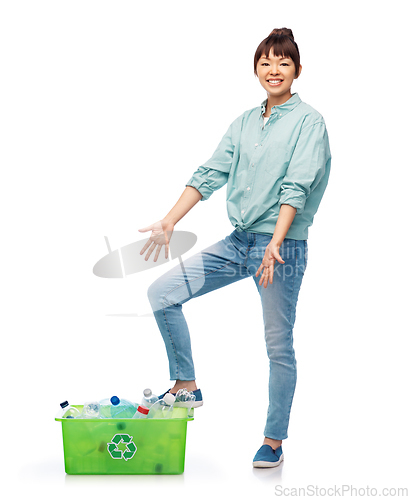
left=260, top=92, right=301, bottom=118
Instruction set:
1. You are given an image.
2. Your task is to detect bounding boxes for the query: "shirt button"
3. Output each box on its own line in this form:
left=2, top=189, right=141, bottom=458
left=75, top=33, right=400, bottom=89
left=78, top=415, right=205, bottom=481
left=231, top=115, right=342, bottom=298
left=255, top=143, right=258, bottom=147
left=247, top=187, right=250, bottom=191
left=241, top=210, right=245, bottom=214
left=279, top=113, right=282, bottom=116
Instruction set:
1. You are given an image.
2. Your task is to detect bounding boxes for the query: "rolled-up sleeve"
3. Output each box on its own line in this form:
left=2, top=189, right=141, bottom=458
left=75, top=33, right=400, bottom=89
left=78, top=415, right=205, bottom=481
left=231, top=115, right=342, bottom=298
left=279, top=121, right=331, bottom=214
left=186, top=121, right=235, bottom=201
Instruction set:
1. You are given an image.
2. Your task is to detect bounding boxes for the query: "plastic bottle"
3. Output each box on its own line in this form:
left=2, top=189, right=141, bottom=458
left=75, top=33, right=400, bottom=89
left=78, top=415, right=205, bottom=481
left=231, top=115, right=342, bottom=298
left=99, top=396, right=137, bottom=418
left=175, top=388, right=196, bottom=406
left=110, top=396, right=137, bottom=418
left=99, top=397, right=113, bottom=418
left=81, top=401, right=101, bottom=418
left=147, top=393, right=175, bottom=419
left=59, top=401, right=81, bottom=419
left=141, top=388, right=159, bottom=408
left=132, top=405, right=149, bottom=419
left=175, top=388, right=196, bottom=418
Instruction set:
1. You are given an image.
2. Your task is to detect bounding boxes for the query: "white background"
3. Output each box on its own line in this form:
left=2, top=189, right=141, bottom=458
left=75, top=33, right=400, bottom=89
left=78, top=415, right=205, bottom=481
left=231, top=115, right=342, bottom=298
left=1, top=0, right=408, bottom=497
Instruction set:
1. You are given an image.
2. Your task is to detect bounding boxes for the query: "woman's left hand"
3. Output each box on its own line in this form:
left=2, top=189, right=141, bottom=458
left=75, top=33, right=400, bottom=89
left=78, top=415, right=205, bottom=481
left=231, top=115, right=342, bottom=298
left=255, top=240, right=285, bottom=288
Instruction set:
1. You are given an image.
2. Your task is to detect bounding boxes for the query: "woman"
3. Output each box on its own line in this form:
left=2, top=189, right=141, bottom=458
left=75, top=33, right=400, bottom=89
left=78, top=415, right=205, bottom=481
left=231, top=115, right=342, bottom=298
left=139, top=28, right=332, bottom=468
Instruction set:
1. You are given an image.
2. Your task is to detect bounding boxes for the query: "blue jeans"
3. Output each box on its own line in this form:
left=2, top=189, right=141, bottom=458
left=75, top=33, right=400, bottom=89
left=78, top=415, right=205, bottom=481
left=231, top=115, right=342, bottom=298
left=147, top=229, right=308, bottom=440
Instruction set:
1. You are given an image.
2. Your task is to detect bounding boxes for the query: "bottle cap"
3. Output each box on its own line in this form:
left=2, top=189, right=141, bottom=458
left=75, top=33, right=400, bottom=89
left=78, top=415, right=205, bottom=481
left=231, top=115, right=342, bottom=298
left=60, top=401, right=69, bottom=409
left=138, top=405, right=149, bottom=415
left=163, top=393, right=176, bottom=405
left=143, top=388, right=152, bottom=397
left=110, top=396, right=120, bottom=406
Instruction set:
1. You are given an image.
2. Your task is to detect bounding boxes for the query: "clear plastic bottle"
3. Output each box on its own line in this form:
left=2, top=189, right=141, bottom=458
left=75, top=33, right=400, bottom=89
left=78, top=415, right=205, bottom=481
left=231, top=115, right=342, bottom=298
left=132, top=404, right=149, bottom=419
left=147, top=393, right=175, bottom=419
left=59, top=401, right=81, bottom=419
left=141, top=388, right=159, bottom=408
left=99, top=396, right=137, bottom=418
left=81, top=401, right=101, bottom=418
left=99, top=397, right=113, bottom=418
left=175, top=388, right=196, bottom=418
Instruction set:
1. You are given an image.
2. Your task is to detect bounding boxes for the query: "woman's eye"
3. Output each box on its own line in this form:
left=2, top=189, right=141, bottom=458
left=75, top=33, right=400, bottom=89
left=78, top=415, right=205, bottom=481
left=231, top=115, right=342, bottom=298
left=261, top=62, right=289, bottom=66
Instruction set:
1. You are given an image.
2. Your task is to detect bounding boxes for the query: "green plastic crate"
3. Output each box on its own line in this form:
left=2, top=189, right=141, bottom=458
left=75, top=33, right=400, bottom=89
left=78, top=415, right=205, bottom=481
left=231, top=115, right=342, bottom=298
left=55, top=406, right=194, bottom=475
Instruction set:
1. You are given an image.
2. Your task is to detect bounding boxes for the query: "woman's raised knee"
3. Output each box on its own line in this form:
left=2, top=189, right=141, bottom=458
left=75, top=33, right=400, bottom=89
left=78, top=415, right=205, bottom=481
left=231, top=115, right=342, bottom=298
left=147, top=279, right=164, bottom=311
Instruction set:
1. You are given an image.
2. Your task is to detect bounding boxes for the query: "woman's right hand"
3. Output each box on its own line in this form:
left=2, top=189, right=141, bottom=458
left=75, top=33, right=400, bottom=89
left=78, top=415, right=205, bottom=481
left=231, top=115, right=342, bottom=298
left=138, top=220, right=174, bottom=262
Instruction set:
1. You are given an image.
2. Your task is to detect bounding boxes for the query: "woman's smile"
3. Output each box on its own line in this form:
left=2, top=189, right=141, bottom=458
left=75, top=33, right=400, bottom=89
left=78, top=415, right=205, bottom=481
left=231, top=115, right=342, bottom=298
left=267, top=79, right=283, bottom=86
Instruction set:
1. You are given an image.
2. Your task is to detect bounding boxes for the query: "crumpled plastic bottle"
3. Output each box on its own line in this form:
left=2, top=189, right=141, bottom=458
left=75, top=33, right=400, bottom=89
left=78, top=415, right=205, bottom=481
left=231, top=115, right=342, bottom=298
left=175, top=389, right=196, bottom=417
left=175, top=388, right=196, bottom=404
left=81, top=401, right=101, bottom=418
left=147, top=393, right=176, bottom=419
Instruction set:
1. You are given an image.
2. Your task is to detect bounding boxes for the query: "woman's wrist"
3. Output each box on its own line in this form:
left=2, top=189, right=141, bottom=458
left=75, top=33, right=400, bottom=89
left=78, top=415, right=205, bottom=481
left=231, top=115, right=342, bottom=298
left=162, top=216, right=176, bottom=228
left=271, top=236, right=283, bottom=246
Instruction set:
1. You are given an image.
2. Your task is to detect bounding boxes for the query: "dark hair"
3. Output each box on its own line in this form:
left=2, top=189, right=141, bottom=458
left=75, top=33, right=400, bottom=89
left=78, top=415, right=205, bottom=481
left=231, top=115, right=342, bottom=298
left=254, top=28, right=301, bottom=78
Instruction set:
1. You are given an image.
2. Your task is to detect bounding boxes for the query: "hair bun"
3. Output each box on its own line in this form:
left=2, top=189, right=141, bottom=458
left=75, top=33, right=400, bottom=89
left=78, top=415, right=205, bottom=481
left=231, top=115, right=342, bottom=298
left=269, top=27, right=294, bottom=40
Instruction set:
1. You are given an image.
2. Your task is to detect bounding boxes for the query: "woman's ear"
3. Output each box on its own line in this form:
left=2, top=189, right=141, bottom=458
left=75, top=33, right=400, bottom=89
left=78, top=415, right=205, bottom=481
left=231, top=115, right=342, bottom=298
left=296, top=64, right=302, bottom=79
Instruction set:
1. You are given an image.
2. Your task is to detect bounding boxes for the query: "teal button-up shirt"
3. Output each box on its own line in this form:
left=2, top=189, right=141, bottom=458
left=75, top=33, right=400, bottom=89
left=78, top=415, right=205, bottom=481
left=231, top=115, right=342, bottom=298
left=186, top=93, right=331, bottom=240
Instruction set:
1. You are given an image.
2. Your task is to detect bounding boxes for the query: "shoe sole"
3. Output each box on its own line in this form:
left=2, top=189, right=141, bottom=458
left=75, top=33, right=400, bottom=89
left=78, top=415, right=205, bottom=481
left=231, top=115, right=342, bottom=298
left=253, top=453, right=284, bottom=468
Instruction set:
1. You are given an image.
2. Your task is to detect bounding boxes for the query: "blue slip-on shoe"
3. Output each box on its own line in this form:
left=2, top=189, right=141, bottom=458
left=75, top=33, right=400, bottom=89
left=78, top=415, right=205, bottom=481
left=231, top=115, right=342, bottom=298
left=158, top=388, right=203, bottom=408
left=253, top=444, right=284, bottom=468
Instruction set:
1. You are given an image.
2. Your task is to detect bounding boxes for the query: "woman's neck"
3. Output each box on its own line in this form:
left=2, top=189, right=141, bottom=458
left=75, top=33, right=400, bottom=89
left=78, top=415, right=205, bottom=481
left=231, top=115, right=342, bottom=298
left=264, top=91, right=293, bottom=117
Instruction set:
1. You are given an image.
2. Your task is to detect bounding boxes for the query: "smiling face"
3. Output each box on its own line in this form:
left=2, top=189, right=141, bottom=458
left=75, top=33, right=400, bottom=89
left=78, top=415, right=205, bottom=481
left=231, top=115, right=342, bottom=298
left=256, top=49, right=301, bottom=106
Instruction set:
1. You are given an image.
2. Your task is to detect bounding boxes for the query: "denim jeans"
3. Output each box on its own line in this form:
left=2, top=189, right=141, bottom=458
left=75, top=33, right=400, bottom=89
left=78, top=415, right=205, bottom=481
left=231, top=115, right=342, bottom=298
left=147, top=229, right=308, bottom=440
